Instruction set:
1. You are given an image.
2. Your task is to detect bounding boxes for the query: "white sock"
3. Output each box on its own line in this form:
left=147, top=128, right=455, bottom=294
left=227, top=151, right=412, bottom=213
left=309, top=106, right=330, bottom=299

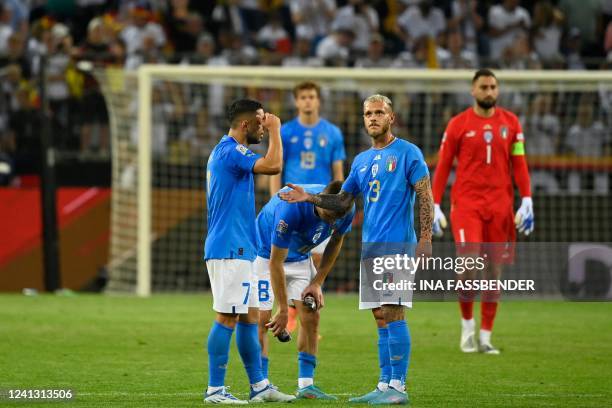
left=462, top=318, right=475, bottom=332
left=207, top=386, right=223, bottom=395
left=298, top=378, right=313, bottom=389
left=389, top=379, right=405, bottom=393
left=377, top=382, right=389, bottom=392
left=480, top=329, right=492, bottom=345
left=251, top=379, right=269, bottom=392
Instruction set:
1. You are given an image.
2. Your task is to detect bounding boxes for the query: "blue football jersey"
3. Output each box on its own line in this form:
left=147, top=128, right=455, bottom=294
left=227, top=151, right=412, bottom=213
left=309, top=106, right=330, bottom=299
left=205, top=135, right=261, bottom=261
left=342, top=137, right=429, bottom=245
left=256, top=184, right=355, bottom=262
left=280, top=118, right=346, bottom=186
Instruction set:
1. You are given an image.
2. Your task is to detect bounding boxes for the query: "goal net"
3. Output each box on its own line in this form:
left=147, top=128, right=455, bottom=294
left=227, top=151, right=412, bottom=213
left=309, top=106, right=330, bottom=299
left=96, top=66, right=612, bottom=296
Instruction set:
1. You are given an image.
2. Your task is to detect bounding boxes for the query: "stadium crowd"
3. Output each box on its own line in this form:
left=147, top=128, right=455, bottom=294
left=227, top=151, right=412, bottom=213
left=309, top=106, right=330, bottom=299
left=0, top=0, right=611, bottom=185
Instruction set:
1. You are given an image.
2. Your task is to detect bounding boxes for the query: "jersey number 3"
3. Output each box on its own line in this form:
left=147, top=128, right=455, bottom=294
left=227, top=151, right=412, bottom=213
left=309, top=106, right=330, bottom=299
left=368, top=180, right=380, bottom=202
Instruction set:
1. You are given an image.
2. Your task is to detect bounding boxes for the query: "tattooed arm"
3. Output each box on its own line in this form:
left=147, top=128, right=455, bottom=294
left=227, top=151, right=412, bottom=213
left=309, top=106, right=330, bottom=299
left=414, top=175, right=434, bottom=257
left=279, top=183, right=354, bottom=214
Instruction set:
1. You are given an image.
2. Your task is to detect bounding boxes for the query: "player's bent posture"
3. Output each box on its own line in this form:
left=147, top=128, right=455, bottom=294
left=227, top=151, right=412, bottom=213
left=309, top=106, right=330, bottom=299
left=204, top=99, right=294, bottom=404
left=431, top=69, right=534, bottom=355
left=256, top=182, right=354, bottom=400
left=280, top=95, right=434, bottom=405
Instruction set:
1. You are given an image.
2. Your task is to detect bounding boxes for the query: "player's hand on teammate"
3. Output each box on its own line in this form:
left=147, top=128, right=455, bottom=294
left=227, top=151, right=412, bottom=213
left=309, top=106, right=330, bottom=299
left=261, top=112, right=281, bottom=132
left=301, top=283, right=324, bottom=310
left=514, top=197, right=534, bottom=236
left=266, top=309, right=289, bottom=337
left=278, top=183, right=310, bottom=203
left=433, top=204, right=448, bottom=237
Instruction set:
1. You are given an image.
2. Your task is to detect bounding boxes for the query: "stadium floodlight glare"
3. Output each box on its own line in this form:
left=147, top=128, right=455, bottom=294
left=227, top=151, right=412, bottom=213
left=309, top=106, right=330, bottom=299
left=95, top=66, right=612, bottom=296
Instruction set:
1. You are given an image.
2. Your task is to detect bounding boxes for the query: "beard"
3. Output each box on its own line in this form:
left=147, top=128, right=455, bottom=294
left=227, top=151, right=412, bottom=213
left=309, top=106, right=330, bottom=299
left=476, top=97, right=496, bottom=110
left=367, top=122, right=390, bottom=139
left=246, top=131, right=262, bottom=144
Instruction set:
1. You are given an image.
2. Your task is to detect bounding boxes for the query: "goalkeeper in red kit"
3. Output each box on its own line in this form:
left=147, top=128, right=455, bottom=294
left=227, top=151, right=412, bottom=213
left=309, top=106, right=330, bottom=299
left=432, top=69, right=534, bottom=355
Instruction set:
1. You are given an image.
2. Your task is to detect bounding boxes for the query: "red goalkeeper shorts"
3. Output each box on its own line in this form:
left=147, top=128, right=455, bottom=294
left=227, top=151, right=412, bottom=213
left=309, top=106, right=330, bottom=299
left=450, top=204, right=516, bottom=264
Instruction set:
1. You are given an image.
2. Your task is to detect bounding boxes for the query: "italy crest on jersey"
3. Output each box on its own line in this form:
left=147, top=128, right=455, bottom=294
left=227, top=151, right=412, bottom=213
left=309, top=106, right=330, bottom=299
left=372, top=163, right=379, bottom=177
left=318, top=134, right=328, bottom=147
left=484, top=130, right=493, bottom=143
left=304, top=137, right=313, bottom=149
left=500, top=126, right=508, bottom=139
left=386, top=156, right=397, bottom=172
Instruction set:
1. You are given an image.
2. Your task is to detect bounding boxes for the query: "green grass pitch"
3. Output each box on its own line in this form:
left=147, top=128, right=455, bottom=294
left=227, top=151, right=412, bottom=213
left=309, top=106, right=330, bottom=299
left=1, top=294, right=611, bottom=407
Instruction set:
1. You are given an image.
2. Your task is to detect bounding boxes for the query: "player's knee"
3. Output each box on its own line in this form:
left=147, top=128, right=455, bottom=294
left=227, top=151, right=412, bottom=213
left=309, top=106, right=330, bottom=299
left=381, top=305, right=404, bottom=323
left=372, top=307, right=386, bottom=328
left=216, top=312, right=239, bottom=328
left=300, top=309, right=320, bottom=330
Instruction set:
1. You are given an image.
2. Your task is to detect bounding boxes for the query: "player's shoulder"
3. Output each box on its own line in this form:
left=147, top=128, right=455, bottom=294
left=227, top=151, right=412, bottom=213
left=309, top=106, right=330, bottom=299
left=319, top=118, right=343, bottom=135
left=446, top=108, right=472, bottom=133
left=281, top=117, right=299, bottom=132
left=394, top=138, right=425, bottom=159
left=496, top=107, right=521, bottom=123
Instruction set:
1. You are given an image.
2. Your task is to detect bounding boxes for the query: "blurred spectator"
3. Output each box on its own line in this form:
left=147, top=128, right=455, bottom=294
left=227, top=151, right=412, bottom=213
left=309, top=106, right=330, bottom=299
left=531, top=0, right=564, bottom=65
left=498, top=32, right=541, bottom=70
left=46, top=24, right=74, bottom=148
left=558, top=0, right=603, bottom=58
left=438, top=28, right=478, bottom=69
left=316, top=27, right=355, bottom=66
left=332, top=0, right=379, bottom=53
left=4, top=0, right=29, bottom=35
left=237, top=0, right=267, bottom=35
left=120, top=6, right=166, bottom=69
left=282, top=34, right=323, bottom=67
left=166, top=1, right=205, bottom=58
left=0, top=3, right=14, bottom=55
left=0, top=33, right=31, bottom=79
left=289, top=0, right=336, bottom=42
left=488, top=0, right=531, bottom=60
left=565, top=101, right=609, bottom=157
left=447, top=0, right=483, bottom=54
left=355, top=33, right=393, bottom=68
left=397, top=0, right=446, bottom=51
left=78, top=17, right=112, bottom=155
left=219, top=31, right=257, bottom=65
left=523, top=94, right=560, bottom=155
left=565, top=28, right=586, bottom=70
left=256, top=12, right=290, bottom=52
left=211, top=1, right=245, bottom=36
left=605, top=20, right=612, bottom=58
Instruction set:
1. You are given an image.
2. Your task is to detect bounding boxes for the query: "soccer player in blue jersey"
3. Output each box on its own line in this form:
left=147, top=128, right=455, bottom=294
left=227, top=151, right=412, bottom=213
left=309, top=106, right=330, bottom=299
left=270, top=81, right=347, bottom=268
left=280, top=95, right=434, bottom=405
left=270, top=80, right=347, bottom=332
left=255, top=181, right=355, bottom=400
left=204, top=99, right=295, bottom=404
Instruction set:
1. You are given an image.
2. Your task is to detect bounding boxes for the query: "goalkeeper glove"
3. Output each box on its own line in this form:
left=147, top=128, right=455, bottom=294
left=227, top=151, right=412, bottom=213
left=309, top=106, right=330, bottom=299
left=514, top=197, right=534, bottom=236
left=433, top=204, right=448, bottom=237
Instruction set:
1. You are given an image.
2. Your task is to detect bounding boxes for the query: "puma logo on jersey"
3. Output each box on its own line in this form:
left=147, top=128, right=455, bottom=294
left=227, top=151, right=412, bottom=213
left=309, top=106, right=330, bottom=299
left=465, top=131, right=476, bottom=137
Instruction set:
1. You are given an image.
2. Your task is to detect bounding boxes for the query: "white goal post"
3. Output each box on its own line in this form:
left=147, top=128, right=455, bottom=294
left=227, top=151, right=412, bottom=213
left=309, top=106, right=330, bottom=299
left=97, top=66, right=612, bottom=296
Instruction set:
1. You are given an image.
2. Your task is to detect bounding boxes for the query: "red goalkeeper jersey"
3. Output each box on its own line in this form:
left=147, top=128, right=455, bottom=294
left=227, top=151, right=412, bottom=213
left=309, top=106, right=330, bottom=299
left=432, top=107, right=531, bottom=211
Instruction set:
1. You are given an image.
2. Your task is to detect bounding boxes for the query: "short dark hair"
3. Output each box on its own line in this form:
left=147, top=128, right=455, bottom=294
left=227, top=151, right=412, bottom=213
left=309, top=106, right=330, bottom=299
left=226, top=99, right=263, bottom=126
left=293, top=81, right=321, bottom=99
left=322, top=180, right=349, bottom=218
left=472, top=68, right=497, bottom=83
left=323, top=180, right=343, bottom=195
